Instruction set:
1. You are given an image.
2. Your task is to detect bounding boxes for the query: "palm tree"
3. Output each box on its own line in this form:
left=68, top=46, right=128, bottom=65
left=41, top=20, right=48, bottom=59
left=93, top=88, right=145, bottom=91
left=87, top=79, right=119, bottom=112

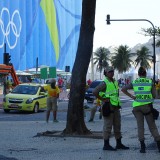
left=111, top=45, right=134, bottom=73
left=93, top=47, right=110, bottom=79
left=134, top=46, right=153, bottom=69
left=64, top=0, right=96, bottom=135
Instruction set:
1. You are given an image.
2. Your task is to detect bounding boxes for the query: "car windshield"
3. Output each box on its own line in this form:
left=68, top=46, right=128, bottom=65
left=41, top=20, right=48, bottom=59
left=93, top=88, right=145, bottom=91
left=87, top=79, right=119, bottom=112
left=89, top=81, right=101, bottom=88
left=11, top=85, right=39, bottom=95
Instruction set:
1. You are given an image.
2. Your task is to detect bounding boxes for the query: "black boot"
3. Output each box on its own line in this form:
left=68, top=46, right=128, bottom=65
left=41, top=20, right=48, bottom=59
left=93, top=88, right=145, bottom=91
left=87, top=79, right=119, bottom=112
left=103, top=139, right=116, bottom=151
left=140, top=141, right=146, bottom=153
left=116, top=138, right=129, bottom=150
left=157, top=141, right=160, bottom=152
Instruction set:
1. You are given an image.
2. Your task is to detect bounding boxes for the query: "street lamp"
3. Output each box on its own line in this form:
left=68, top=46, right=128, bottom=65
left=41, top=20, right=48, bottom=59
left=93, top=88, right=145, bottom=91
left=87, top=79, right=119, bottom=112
left=106, top=14, right=156, bottom=83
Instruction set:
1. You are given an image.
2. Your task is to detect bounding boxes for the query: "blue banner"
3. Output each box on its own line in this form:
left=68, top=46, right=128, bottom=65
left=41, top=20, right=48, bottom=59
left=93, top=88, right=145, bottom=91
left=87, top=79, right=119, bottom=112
left=0, top=0, right=82, bottom=71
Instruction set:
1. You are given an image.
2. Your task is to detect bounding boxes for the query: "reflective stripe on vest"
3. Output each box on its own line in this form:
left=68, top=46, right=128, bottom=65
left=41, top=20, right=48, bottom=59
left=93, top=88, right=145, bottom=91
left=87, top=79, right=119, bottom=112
left=133, top=83, right=152, bottom=86
left=132, top=78, right=153, bottom=107
left=104, top=78, right=120, bottom=106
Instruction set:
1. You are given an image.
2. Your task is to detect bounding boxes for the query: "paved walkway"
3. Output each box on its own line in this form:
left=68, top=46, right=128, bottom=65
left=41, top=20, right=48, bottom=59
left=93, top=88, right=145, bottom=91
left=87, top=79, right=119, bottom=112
left=0, top=99, right=160, bottom=160
left=0, top=88, right=160, bottom=159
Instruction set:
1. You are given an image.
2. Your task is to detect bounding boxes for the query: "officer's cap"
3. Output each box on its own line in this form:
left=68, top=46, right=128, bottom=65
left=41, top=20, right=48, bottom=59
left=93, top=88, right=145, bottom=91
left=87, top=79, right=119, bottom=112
left=105, top=66, right=114, bottom=73
left=138, top=66, right=146, bottom=75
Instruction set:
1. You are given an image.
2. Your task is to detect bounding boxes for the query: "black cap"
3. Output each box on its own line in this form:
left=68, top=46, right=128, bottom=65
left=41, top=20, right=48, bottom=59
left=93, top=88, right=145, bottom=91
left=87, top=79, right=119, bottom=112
left=138, top=66, right=146, bottom=75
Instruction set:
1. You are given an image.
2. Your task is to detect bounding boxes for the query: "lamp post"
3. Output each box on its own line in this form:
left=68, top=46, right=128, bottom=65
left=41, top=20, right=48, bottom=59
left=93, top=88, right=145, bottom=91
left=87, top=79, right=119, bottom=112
left=106, top=15, right=156, bottom=83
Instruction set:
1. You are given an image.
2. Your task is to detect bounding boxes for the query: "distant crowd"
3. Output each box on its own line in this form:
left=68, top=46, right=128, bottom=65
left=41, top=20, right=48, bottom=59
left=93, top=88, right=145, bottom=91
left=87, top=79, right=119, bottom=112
left=117, top=78, right=130, bottom=88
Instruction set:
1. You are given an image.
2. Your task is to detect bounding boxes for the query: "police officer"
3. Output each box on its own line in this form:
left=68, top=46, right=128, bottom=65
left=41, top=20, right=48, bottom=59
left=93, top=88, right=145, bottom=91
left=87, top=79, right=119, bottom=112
left=121, top=66, right=160, bottom=153
left=93, top=66, right=129, bottom=151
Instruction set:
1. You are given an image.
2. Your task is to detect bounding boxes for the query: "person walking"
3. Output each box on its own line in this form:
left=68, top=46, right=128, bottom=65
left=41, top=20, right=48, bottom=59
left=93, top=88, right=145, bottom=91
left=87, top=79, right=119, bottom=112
left=88, top=98, right=102, bottom=122
left=44, top=79, right=60, bottom=123
left=121, top=66, right=160, bottom=153
left=5, top=76, right=13, bottom=94
left=155, top=79, right=160, bottom=98
left=93, top=66, right=129, bottom=151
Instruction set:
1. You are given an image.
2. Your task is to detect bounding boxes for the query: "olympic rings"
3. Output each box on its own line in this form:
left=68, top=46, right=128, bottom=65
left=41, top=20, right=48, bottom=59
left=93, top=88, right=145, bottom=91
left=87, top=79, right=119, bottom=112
left=0, top=7, right=22, bottom=49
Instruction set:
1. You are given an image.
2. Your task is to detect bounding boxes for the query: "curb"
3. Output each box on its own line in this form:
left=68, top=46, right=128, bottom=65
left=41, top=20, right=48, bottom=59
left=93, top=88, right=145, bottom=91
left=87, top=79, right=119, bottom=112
left=36, top=130, right=103, bottom=139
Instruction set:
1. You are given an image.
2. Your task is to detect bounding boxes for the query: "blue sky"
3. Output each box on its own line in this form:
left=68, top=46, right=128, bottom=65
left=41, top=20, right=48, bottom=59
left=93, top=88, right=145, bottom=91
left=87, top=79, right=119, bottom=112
left=94, top=0, right=160, bottom=50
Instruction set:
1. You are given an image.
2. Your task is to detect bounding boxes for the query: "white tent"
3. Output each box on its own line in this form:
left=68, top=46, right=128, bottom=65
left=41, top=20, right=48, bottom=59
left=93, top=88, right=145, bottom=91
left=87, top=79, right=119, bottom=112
left=16, top=70, right=33, bottom=76
left=25, top=68, right=71, bottom=76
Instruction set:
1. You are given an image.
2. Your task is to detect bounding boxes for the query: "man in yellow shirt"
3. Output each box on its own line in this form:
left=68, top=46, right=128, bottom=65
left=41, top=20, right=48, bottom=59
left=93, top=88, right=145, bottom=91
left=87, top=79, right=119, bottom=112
left=44, top=79, right=60, bottom=123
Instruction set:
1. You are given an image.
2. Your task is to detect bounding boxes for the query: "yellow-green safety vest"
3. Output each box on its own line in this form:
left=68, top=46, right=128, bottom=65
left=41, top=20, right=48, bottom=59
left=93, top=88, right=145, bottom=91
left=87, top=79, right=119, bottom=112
left=103, top=78, right=121, bottom=107
left=132, top=77, right=153, bottom=107
left=99, top=91, right=106, bottom=98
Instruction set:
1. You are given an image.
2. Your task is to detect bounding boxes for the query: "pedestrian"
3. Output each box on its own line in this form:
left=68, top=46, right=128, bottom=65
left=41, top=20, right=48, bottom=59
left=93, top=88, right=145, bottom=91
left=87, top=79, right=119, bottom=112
left=5, top=76, right=13, bottom=94
left=93, top=66, right=129, bottom=151
left=121, top=66, right=160, bottom=153
left=88, top=98, right=102, bottom=122
left=58, top=77, right=63, bottom=89
left=44, top=79, right=60, bottom=123
left=87, top=79, right=92, bottom=86
left=155, top=79, right=160, bottom=98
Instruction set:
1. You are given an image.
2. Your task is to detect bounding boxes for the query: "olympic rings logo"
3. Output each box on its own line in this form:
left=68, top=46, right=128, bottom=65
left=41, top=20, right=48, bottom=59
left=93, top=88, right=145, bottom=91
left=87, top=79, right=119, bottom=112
left=0, top=7, right=22, bottom=49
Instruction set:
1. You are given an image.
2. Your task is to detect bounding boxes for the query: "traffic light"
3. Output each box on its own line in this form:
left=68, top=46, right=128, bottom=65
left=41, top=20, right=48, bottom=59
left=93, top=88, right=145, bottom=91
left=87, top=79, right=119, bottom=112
left=3, top=53, right=11, bottom=65
left=106, top=14, right=111, bottom=25
left=65, top=66, right=70, bottom=72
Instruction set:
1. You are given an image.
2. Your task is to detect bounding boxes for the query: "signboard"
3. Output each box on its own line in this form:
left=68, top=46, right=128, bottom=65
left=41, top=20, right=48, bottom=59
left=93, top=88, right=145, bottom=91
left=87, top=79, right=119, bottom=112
left=49, top=67, right=56, bottom=78
left=40, top=68, right=47, bottom=79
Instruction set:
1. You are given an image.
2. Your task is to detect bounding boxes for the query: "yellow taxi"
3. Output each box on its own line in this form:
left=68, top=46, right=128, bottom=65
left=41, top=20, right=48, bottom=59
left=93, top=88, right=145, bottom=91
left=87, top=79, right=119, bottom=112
left=3, top=83, right=47, bottom=113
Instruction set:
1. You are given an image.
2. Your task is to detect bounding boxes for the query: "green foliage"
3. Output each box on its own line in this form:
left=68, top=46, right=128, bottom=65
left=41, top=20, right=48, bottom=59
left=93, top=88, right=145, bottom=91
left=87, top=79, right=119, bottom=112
left=93, top=47, right=110, bottom=74
left=134, top=46, right=153, bottom=69
left=141, top=26, right=160, bottom=47
left=111, top=45, right=134, bottom=73
left=141, top=26, right=160, bottom=37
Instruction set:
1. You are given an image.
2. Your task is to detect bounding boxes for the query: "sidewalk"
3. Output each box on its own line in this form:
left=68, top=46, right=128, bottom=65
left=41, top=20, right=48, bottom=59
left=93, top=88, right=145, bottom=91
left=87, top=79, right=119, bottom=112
left=0, top=100, right=160, bottom=160
left=0, top=119, right=160, bottom=160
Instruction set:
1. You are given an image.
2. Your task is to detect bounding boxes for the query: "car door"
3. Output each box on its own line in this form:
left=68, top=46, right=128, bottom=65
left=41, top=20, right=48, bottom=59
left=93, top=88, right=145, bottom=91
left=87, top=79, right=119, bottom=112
left=38, top=87, right=47, bottom=109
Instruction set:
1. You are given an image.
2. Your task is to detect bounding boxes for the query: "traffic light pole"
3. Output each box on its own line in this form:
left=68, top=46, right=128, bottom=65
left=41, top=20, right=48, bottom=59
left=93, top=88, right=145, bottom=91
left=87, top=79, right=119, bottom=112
left=3, top=43, right=11, bottom=65
left=106, top=15, right=156, bottom=84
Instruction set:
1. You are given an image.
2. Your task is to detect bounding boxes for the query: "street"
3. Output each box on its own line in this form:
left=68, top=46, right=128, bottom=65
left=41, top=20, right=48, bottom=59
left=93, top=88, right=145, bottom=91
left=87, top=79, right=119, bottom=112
left=0, top=91, right=160, bottom=160
left=0, top=92, right=137, bottom=122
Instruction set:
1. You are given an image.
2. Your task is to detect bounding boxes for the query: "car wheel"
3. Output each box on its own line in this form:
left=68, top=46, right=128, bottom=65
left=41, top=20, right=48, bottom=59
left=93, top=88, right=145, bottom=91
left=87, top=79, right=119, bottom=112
left=4, top=109, right=10, bottom=113
left=33, top=103, right=39, bottom=113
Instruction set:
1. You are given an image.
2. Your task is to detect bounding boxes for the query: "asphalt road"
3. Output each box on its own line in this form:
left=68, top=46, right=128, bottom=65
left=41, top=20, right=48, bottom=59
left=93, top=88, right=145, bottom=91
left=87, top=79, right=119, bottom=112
left=0, top=89, right=145, bottom=122
left=0, top=97, right=132, bottom=122
left=0, top=101, right=68, bottom=122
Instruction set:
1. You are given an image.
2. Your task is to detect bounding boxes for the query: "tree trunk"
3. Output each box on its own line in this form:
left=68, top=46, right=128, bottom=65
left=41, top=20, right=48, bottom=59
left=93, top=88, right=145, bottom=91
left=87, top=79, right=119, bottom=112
left=63, top=0, right=96, bottom=135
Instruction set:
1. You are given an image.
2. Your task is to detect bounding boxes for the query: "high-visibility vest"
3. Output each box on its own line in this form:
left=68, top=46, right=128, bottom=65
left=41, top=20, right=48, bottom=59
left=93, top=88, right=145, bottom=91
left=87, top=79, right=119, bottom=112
left=99, top=91, right=106, bottom=98
left=103, top=78, right=121, bottom=107
left=132, top=77, right=153, bottom=107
